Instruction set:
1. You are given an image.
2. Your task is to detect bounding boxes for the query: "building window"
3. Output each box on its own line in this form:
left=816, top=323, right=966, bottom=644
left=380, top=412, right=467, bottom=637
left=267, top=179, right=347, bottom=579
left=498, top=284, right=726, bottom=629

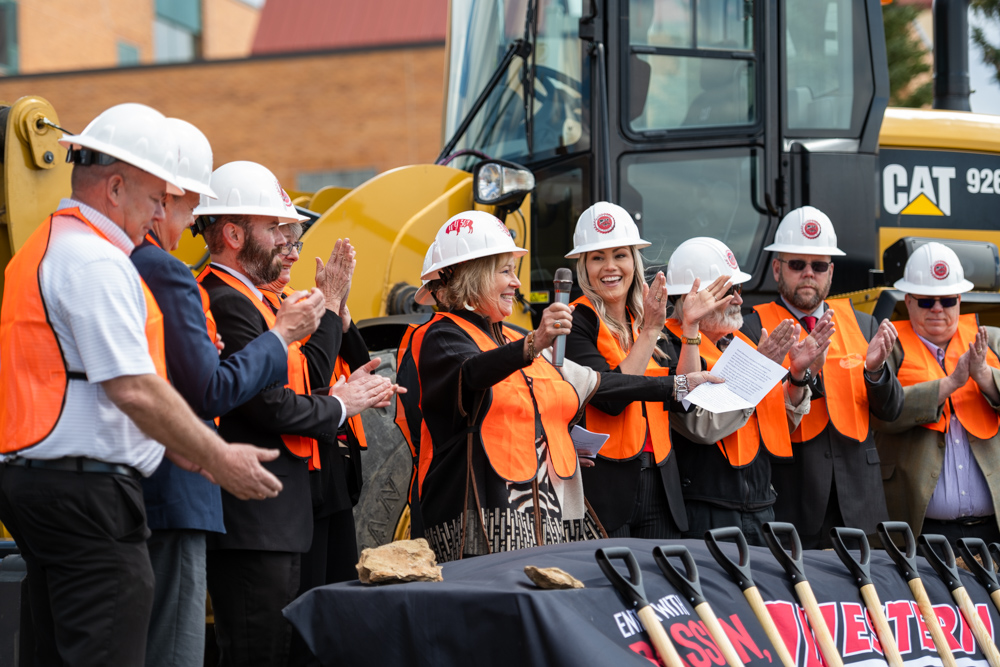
left=118, top=41, right=140, bottom=66
left=297, top=168, right=377, bottom=192
left=0, top=1, right=17, bottom=75
left=154, top=0, right=201, bottom=63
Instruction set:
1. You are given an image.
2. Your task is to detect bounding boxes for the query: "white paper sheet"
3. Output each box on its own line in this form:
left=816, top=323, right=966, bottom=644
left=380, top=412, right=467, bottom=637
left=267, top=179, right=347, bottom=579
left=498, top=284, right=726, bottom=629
left=571, top=425, right=609, bottom=458
left=683, top=336, right=787, bottom=414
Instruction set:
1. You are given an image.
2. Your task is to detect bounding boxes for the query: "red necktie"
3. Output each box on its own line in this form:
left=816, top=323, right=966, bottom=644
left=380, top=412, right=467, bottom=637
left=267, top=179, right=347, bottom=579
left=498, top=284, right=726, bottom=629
left=802, top=315, right=817, bottom=333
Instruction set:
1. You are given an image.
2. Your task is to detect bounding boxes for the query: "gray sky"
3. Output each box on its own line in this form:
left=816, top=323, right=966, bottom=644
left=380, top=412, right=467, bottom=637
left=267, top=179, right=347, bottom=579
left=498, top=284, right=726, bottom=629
left=970, top=10, right=1000, bottom=114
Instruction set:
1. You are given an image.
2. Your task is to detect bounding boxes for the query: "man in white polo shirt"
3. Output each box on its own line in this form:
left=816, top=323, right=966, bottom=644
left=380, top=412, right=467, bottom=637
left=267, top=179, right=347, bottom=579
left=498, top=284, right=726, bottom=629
left=0, top=103, right=291, bottom=666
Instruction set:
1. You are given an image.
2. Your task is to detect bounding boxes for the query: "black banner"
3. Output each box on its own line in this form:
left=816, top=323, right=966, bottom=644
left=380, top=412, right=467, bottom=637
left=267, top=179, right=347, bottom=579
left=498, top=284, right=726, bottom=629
left=285, top=537, right=1000, bottom=666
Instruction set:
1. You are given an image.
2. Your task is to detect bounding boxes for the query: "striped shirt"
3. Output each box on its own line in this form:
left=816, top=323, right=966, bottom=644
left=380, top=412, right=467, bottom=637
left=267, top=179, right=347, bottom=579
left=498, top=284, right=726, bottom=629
left=14, top=198, right=165, bottom=475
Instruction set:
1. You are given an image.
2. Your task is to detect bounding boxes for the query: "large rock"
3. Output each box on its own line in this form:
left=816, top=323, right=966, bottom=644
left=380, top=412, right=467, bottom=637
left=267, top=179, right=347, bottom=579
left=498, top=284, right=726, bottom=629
left=356, top=538, right=443, bottom=584
left=524, top=565, right=584, bottom=590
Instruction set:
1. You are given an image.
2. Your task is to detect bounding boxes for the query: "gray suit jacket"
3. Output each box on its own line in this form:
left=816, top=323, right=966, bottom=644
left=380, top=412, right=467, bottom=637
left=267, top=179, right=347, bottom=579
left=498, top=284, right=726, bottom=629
left=874, top=326, right=1000, bottom=536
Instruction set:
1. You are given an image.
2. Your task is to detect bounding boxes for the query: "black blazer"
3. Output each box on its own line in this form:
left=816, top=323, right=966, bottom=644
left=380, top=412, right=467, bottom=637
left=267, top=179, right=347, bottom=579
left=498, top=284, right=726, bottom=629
left=741, top=299, right=903, bottom=536
left=200, top=270, right=344, bottom=553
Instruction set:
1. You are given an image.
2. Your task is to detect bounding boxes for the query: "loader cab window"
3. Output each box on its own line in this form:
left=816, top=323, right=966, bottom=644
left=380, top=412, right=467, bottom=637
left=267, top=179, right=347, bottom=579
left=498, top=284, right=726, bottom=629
left=783, top=0, right=874, bottom=135
left=626, top=0, right=757, bottom=134
left=444, top=0, right=590, bottom=168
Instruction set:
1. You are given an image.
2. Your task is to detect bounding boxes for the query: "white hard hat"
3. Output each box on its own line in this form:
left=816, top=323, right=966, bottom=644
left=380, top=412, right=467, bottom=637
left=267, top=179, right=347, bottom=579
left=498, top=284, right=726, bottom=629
left=414, top=242, right=438, bottom=306
left=665, top=237, right=752, bottom=295
left=59, top=103, right=185, bottom=196
left=166, top=118, right=216, bottom=198
left=194, top=161, right=308, bottom=223
left=763, top=206, right=845, bottom=256
left=894, top=242, right=974, bottom=295
left=565, top=201, right=650, bottom=259
left=421, top=211, right=526, bottom=281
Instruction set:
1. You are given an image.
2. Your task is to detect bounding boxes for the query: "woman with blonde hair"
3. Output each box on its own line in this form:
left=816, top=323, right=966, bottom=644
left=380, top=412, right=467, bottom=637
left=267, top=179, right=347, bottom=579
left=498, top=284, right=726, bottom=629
left=413, top=210, right=723, bottom=562
left=565, top=202, right=735, bottom=539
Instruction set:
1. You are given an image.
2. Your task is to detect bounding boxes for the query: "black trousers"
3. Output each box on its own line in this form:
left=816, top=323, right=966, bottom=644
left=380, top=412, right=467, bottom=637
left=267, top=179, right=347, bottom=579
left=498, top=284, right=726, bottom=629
left=607, top=467, right=682, bottom=540
left=207, top=549, right=301, bottom=667
left=922, top=517, right=1000, bottom=545
left=0, top=463, right=154, bottom=667
left=682, top=500, right=775, bottom=547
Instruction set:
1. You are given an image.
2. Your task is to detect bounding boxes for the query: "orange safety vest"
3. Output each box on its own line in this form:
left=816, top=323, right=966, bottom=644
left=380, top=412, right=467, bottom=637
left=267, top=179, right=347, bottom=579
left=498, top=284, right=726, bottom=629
left=572, top=297, right=672, bottom=463
left=261, top=287, right=369, bottom=452
left=664, top=320, right=791, bottom=466
left=0, top=207, right=167, bottom=453
left=415, top=312, right=581, bottom=489
left=395, top=324, right=419, bottom=458
left=755, top=299, right=870, bottom=443
left=895, top=315, right=1000, bottom=440
left=199, top=266, right=320, bottom=469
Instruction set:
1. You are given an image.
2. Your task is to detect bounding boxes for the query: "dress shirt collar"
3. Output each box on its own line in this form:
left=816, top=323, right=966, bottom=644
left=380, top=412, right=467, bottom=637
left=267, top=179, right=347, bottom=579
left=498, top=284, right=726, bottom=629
left=210, top=262, right=265, bottom=302
left=914, top=331, right=948, bottom=369
left=779, top=295, right=825, bottom=321
left=59, top=197, right=134, bottom=255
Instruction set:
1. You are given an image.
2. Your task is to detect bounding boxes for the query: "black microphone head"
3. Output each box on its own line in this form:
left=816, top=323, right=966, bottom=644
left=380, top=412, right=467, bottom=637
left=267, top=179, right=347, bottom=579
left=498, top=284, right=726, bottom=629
left=554, top=267, right=573, bottom=284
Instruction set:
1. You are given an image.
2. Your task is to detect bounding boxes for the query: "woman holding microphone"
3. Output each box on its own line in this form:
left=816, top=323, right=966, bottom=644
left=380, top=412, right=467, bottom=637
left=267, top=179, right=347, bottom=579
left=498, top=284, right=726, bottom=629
left=413, top=210, right=722, bottom=562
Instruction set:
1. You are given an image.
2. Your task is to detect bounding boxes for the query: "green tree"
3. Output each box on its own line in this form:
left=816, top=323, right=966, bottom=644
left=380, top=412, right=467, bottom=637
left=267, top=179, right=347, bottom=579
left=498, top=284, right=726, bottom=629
left=883, top=3, right=933, bottom=108
left=972, top=0, right=1000, bottom=85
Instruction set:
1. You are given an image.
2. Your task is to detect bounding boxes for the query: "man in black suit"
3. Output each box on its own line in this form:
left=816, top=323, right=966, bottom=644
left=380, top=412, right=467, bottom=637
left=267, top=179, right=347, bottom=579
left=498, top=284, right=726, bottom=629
left=741, top=206, right=902, bottom=549
left=195, top=161, right=395, bottom=667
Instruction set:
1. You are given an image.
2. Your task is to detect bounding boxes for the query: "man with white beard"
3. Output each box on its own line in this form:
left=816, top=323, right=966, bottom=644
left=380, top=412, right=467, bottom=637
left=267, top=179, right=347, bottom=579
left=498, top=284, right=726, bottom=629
left=663, top=238, right=831, bottom=545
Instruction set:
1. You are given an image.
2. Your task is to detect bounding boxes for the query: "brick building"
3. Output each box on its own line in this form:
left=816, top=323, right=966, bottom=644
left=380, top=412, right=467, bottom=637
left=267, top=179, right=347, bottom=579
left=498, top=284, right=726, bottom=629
left=0, top=0, right=448, bottom=190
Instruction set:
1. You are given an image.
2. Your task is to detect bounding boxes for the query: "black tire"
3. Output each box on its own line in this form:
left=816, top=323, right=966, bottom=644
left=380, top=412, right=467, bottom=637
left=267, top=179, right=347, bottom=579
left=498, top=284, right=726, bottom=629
left=353, top=349, right=413, bottom=551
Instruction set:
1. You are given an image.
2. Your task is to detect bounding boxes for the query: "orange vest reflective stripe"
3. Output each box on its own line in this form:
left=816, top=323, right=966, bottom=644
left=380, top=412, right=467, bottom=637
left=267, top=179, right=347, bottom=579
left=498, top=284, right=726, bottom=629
left=754, top=299, right=870, bottom=443
left=664, top=320, right=791, bottom=466
left=572, top=296, right=672, bottom=463
left=895, top=316, right=1000, bottom=440
left=395, top=324, right=418, bottom=457
left=0, top=207, right=167, bottom=453
left=199, top=267, right=319, bottom=469
left=415, top=312, right=581, bottom=487
left=409, top=321, right=436, bottom=495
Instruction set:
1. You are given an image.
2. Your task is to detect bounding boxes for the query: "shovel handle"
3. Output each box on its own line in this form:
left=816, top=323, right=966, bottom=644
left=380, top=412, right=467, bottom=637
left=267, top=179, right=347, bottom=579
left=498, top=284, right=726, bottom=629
left=705, top=527, right=755, bottom=592
left=794, top=580, right=845, bottom=667
left=694, top=601, right=746, bottom=667
left=762, top=522, right=806, bottom=584
left=653, top=545, right=705, bottom=607
left=877, top=521, right=920, bottom=582
left=908, top=578, right=959, bottom=667
left=830, top=527, right=873, bottom=588
left=918, top=534, right=963, bottom=592
left=595, top=547, right=647, bottom=610
left=859, top=583, right=905, bottom=667
left=636, top=606, right=687, bottom=667
left=743, top=587, right=796, bottom=667
left=952, top=586, right=1000, bottom=667
left=956, top=538, right=999, bottom=595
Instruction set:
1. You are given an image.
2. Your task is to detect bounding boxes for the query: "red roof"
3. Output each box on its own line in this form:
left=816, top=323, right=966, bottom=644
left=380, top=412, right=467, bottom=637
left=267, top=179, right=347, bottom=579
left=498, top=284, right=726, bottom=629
left=252, top=0, right=448, bottom=55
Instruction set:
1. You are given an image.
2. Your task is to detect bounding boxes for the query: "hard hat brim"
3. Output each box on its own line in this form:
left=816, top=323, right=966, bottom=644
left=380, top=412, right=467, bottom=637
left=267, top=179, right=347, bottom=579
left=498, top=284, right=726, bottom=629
left=175, top=175, right=218, bottom=199
left=59, top=133, right=186, bottom=196
left=565, top=238, right=652, bottom=259
left=193, top=203, right=309, bottom=223
left=666, top=269, right=753, bottom=296
left=892, top=278, right=974, bottom=295
left=422, top=246, right=528, bottom=281
left=763, top=242, right=846, bottom=257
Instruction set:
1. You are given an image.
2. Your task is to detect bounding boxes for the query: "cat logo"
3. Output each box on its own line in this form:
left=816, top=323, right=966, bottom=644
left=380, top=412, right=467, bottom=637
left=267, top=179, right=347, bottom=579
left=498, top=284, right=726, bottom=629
left=883, top=164, right=955, bottom=216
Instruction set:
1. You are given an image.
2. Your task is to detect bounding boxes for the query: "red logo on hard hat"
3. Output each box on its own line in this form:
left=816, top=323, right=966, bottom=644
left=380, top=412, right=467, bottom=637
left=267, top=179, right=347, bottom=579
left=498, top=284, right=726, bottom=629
left=594, top=213, right=616, bottom=234
left=277, top=180, right=292, bottom=208
left=494, top=217, right=512, bottom=237
left=726, top=250, right=738, bottom=269
left=931, top=260, right=950, bottom=280
left=801, top=220, right=821, bottom=239
left=445, top=218, right=474, bottom=235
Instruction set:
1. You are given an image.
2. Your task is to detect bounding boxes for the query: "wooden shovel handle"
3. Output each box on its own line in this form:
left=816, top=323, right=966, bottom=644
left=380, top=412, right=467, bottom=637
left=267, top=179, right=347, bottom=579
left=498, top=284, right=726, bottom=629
left=637, top=605, right=686, bottom=667
left=794, top=581, right=844, bottom=667
left=908, top=578, right=959, bottom=667
left=991, top=589, right=1000, bottom=615
left=743, top=587, right=796, bottom=667
left=859, top=584, right=904, bottom=667
left=695, top=601, right=745, bottom=667
left=953, top=586, right=1000, bottom=667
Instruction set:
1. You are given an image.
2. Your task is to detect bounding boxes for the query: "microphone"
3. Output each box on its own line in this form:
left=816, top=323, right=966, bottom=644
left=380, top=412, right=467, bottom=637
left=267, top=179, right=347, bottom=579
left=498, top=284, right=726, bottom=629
left=552, top=268, right=573, bottom=367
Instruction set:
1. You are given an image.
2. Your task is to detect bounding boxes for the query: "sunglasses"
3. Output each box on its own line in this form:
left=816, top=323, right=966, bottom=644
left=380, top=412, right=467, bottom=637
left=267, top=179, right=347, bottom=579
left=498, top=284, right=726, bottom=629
left=725, top=284, right=742, bottom=297
left=914, top=296, right=959, bottom=309
left=779, top=259, right=831, bottom=273
left=278, top=241, right=304, bottom=256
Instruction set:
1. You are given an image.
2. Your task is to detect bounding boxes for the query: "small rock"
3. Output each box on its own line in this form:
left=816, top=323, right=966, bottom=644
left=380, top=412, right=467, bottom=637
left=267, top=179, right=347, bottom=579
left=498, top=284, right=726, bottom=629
left=356, top=538, right=443, bottom=584
left=524, top=565, right=584, bottom=590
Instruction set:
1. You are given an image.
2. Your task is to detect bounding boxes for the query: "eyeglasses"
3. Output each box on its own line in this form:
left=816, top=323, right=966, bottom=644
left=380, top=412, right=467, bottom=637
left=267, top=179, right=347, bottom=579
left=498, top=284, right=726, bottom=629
left=278, top=241, right=303, bottom=256
left=779, top=259, right=831, bottom=273
left=725, top=284, right=742, bottom=297
left=914, top=296, right=959, bottom=309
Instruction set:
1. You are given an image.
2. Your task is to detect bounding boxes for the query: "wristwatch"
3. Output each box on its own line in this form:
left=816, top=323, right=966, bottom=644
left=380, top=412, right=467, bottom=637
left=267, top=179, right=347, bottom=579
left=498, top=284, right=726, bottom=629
left=681, top=334, right=702, bottom=346
left=789, top=369, right=811, bottom=387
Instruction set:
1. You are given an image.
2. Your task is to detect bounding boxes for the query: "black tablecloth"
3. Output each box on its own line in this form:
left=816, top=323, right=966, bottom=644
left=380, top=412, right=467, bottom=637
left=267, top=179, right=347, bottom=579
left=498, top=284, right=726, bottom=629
left=284, top=538, right=1000, bottom=667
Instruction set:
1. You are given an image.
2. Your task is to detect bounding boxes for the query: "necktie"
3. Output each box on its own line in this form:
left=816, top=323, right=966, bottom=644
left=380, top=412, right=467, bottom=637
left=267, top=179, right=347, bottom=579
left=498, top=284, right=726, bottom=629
left=802, top=315, right=817, bottom=333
